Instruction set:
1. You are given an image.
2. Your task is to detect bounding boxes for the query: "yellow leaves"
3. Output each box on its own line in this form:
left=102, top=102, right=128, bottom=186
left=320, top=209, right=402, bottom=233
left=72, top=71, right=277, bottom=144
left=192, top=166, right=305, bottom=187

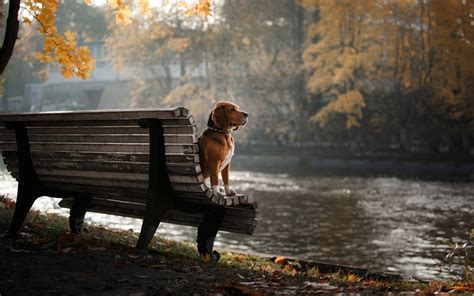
left=108, top=0, right=126, bottom=10
left=26, top=0, right=211, bottom=81
left=107, top=0, right=132, bottom=24
left=64, top=31, right=75, bottom=41
left=194, top=0, right=212, bottom=17
left=115, top=8, right=132, bottom=24
left=179, top=0, right=212, bottom=17
left=34, top=51, right=54, bottom=63
left=25, top=1, right=95, bottom=80
left=312, top=90, right=366, bottom=128
left=139, top=0, right=150, bottom=16
left=282, top=264, right=298, bottom=275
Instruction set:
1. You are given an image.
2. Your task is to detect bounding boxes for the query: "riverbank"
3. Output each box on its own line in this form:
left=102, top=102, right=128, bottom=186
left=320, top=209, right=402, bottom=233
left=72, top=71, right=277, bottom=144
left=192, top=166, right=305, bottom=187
left=1, top=197, right=472, bottom=295
left=232, top=153, right=474, bottom=180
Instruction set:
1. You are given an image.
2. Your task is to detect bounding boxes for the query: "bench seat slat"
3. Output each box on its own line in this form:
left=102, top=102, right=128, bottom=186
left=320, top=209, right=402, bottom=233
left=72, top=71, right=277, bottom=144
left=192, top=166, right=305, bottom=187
left=5, top=159, right=201, bottom=175
left=2, top=151, right=200, bottom=163
left=58, top=198, right=257, bottom=235
left=0, top=134, right=197, bottom=144
left=0, top=108, right=189, bottom=122
left=44, top=183, right=148, bottom=201
left=0, top=142, right=199, bottom=154
left=5, top=118, right=194, bottom=126
left=39, top=176, right=206, bottom=191
left=8, top=159, right=200, bottom=174
left=24, top=169, right=204, bottom=184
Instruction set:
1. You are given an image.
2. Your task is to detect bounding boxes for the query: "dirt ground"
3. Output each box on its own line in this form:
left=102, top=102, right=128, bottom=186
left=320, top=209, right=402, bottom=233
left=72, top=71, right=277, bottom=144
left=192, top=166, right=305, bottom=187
left=0, top=197, right=470, bottom=295
left=0, top=239, right=263, bottom=296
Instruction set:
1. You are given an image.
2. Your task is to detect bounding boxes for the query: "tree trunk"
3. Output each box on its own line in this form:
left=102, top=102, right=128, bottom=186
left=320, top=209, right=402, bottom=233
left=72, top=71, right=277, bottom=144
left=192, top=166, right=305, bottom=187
left=0, top=0, right=21, bottom=75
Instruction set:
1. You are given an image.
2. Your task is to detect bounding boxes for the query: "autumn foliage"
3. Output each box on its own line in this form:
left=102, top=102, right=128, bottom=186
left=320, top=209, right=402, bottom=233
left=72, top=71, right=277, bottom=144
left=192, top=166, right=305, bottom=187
left=1, top=0, right=212, bottom=80
left=2, top=0, right=473, bottom=153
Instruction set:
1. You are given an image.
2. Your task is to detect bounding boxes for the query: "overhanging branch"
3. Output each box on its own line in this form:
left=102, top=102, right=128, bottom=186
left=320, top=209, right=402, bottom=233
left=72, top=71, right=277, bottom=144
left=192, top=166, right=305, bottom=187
left=0, top=0, right=21, bottom=75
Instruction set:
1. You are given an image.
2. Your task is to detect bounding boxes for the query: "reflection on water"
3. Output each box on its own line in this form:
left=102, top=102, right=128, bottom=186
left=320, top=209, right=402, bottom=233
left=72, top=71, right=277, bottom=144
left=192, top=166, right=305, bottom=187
left=0, top=170, right=472, bottom=279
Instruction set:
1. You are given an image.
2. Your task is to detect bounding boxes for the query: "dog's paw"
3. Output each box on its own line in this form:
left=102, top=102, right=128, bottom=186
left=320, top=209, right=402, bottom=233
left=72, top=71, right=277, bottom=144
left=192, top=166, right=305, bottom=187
left=211, top=186, right=226, bottom=198
left=224, top=185, right=237, bottom=196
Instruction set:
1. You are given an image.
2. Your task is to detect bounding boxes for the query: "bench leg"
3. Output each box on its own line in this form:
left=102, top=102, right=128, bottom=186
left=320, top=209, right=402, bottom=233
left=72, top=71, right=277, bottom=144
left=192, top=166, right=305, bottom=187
left=69, top=195, right=91, bottom=234
left=5, top=184, right=40, bottom=238
left=136, top=207, right=168, bottom=250
left=197, top=206, right=225, bottom=256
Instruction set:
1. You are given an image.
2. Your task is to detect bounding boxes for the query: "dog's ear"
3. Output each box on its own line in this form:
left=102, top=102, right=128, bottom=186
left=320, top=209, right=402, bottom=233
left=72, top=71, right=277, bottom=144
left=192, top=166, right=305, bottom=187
left=207, top=113, right=215, bottom=128
left=211, top=105, right=229, bottom=130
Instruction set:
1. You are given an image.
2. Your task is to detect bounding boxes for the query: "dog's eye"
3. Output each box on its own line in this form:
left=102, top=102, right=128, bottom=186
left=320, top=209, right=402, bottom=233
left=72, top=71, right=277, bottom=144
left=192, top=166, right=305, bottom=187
left=231, top=107, right=236, bottom=111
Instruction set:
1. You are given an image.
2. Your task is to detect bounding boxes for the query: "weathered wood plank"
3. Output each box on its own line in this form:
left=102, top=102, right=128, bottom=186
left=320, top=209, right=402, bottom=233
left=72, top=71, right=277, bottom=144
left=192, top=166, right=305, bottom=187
left=19, top=117, right=195, bottom=126
left=40, top=176, right=207, bottom=193
left=171, top=183, right=207, bottom=193
left=10, top=167, right=203, bottom=184
left=35, top=169, right=150, bottom=181
left=6, top=159, right=201, bottom=175
left=0, top=142, right=199, bottom=154
left=177, top=192, right=254, bottom=207
left=0, top=125, right=197, bottom=135
left=44, top=183, right=148, bottom=201
left=0, top=128, right=14, bottom=135
left=41, top=176, right=149, bottom=189
left=0, top=107, right=189, bottom=122
left=1, top=151, right=200, bottom=164
left=58, top=199, right=257, bottom=234
left=34, top=160, right=150, bottom=174
left=0, top=134, right=197, bottom=144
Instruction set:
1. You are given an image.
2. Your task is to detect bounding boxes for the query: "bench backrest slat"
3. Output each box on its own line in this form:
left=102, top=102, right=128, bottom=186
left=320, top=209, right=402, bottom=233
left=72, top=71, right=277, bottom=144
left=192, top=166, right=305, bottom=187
left=0, top=108, right=189, bottom=122
left=0, top=108, right=209, bottom=201
left=0, top=134, right=197, bottom=144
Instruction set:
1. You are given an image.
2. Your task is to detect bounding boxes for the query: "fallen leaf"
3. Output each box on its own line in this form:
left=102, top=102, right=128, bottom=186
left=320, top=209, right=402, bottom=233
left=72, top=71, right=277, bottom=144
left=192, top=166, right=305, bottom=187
left=347, top=274, right=360, bottom=282
left=275, top=256, right=286, bottom=265
left=61, top=247, right=72, bottom=254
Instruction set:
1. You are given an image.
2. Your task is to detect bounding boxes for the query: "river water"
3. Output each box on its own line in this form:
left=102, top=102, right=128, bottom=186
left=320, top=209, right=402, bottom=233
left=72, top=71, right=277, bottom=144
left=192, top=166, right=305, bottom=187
left=0, top=166, right=472, bottom=280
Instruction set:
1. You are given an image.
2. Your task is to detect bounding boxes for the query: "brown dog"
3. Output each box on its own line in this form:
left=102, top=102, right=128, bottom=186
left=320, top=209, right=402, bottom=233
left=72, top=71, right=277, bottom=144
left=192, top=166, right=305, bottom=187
left=199, top=101, right=248, bottom=198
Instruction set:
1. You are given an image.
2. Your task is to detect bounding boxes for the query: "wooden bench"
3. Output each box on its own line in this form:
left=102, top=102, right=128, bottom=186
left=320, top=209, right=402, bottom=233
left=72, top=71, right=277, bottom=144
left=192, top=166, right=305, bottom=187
left=0, top=108, right=258, bottom=249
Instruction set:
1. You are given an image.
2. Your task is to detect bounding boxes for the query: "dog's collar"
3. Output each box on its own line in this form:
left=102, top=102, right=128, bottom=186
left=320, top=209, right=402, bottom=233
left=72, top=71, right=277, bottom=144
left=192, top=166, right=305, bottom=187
left=206, top=127, right=231, bottom=134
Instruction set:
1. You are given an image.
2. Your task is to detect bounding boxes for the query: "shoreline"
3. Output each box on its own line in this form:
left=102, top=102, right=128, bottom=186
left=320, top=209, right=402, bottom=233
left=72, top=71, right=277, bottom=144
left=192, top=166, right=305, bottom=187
left=2, top=197, right=468, bottom=295
left=233, top=154, right=474, bottom=179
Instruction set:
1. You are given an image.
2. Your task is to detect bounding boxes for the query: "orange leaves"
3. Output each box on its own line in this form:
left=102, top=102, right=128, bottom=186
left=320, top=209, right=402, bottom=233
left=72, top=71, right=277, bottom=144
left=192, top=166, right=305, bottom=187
left=105, top=0, right=212, bottom=25
left=346, top=274, right=361, bottom=282
left=187, top=0, right=212, bottom=17
left=312, top=90, right=366, bottom=128
left=274, top=256, right=286, bottom=265
left=23, top=0, right=212, bottom=81
left=24, top=0, right=95, bottom=80
left=138, top=0, right=150, bottom=16
left=176, top=0, right=212, bottom=17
